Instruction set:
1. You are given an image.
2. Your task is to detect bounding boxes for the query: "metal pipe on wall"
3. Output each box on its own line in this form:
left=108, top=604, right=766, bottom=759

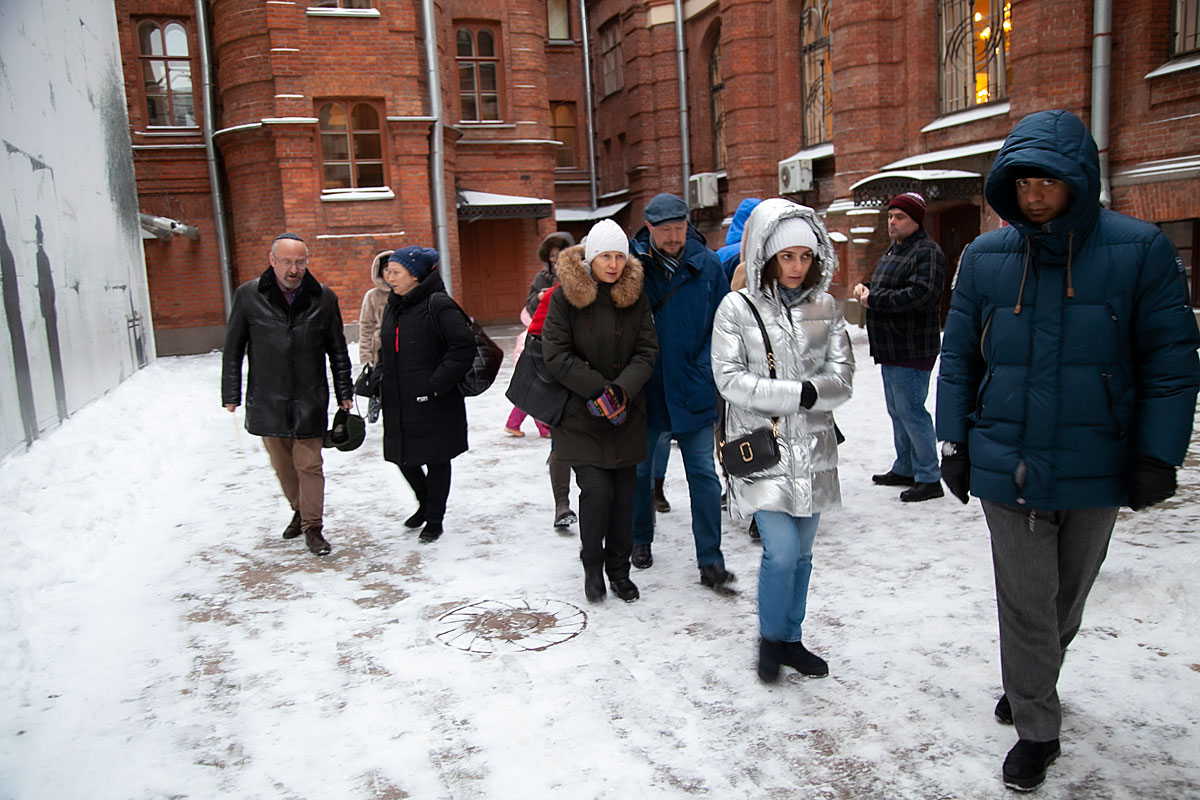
left=673, top=0, right=690, bottom=198
left=421, top=0, right=453, bottom=296
left=1092, top=0, right=1112, bottom=207
left=579, top=0, right=598, bottom=210
left=195, top=0, right=234, bottom=318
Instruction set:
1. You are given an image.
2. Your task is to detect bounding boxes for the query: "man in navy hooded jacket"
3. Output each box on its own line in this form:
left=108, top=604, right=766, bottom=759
left=629, top=193, right=734, bottom=591
left=937, top=110, right=1200, bottom=791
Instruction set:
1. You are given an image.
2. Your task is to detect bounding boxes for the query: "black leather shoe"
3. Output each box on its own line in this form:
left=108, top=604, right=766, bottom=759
left=553, top=509, right=577, bottom=528
left=584, top=568, right=606, bottom=602
left=652, top=479, right=671, bottom=513
left=1003, top=738, right=1060, bottom=791
left=900, top=481, right=945, bottom=502
left=404, top=506, right=426, bottom=529
left=782, top=641, right=829, bottom=677
left=304, top=528, right=331, bottom=556
left=418, top=522, right=443, bottom=542
left=995, top=694, right=1013, bottom=725
left=282, top=511, right=302, bottom=539
left=610, top=577, right=640, bottom=603
left=757, top=638, right=785, bottom=683
left=872, top=471, right=916, bottom=486
left=631, top=543, right=653, bottom=569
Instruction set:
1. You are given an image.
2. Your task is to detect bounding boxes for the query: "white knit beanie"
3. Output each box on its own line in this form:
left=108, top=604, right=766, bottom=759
left=583, top=219, right=629, bottom=266
left=762, top=216, right=819, bottom=262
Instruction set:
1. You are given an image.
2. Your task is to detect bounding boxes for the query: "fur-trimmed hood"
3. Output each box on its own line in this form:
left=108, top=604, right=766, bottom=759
left=553, top=244, right=645, bottom=309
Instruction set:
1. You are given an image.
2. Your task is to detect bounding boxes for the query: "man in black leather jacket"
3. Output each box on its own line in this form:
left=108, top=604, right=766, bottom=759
left=222, top=233, right=353, bottom=556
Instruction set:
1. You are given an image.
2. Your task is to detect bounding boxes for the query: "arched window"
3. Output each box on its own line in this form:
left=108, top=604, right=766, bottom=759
left=800, top=0, right=832, bottom=146
left=317, top=101, right=385, bottom=189
left=457, top=26, right=502, bottom=121
left=137, top=20, right=195, bottom=126
left=709, top=39, right=727, bottom=171
left=1175, top=0, right=1200, bottom=55
left=550, top=102, right=577, bottom=168
left=939, top=0, right=1012, bottom=114
left=547, top=0, right=570, bottom=40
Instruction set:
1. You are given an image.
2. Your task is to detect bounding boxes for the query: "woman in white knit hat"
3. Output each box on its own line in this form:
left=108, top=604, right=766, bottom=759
left=541, top=219, right=659, bottom=604
left=711, top=198, right=855, bottom=682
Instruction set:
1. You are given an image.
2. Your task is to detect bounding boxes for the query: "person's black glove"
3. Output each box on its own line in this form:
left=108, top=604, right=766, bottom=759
left=1128, top=454, right=1177, bottom=511
left=941, top=443, right=970, bottom=504
left=799, top=381, right=817, bottom=410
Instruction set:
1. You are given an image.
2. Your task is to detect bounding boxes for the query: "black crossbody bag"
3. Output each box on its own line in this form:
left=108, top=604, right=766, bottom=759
left=718, top=293, right=782, bottom=477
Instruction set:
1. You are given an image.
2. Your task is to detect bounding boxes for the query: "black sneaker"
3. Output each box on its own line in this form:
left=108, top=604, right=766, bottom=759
left=282, top=511, right=302, bottom=540
left=610, top=577, right=640, bottom=603
left=1003, top=738, right=1060, bottom=791
left=995, top=694, right=1013, bottom=725
left=584, top=568, right=606, bottom=603
left=872, top=471, right=916, bottom=486
left=404, top=507, right=426, bottom=529
left=900, top=481, right=945, bottom=502
left=304, top=528, right=331, bottom=556
left=553, top=510, right=577, bottom=528
left=782, top=641, right=829, bottom=677
left=699, top=563, right=737, bottom=592
left=631, top=543, right=653, bottom=569
left=418, top=522, right=443, bottom=542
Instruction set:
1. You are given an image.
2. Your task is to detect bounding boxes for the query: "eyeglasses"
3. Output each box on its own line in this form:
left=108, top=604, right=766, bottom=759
left=274, top=258, right=309, bottom=269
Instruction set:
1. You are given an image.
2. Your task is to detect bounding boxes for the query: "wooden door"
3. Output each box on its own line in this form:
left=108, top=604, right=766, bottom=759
left=457, top=219, right=526, bottom=323
left=936, top=204, right=981, bottom=325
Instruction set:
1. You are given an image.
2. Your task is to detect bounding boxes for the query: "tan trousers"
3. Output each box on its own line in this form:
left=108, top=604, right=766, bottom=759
left=262, top=436, right=325, bottom=533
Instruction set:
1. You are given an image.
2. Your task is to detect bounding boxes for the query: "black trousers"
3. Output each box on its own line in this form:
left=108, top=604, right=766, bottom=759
left=572, top=464, right=636, bottom=580
left=399, top=462, right=452, bottom=524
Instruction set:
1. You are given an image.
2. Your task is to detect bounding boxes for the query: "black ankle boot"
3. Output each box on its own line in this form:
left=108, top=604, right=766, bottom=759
left=758, top=637, right=786, bottom=683
left=282, top=511, right=302, bottom=539
left=404, top=506, right=426, bottom=529
left=418, top=522, right=443, bottom=542
left=653, top=479, right=671, bottom=513
left=781, top=640, right=829, bottom=677
left=584, top=567, right=606, bottom=602
left=610, top=576, right=640, bottom=603
left=1003, top=738, right=1060, bottom=791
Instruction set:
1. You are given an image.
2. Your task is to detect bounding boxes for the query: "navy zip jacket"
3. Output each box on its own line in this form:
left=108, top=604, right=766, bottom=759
left=630, top=223, right=730, bottom=432
left=937, top=109, right=1200, bottom=509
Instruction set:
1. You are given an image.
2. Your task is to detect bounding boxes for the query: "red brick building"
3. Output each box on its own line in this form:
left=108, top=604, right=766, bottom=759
left=116, top=0, right=1199, bottom=354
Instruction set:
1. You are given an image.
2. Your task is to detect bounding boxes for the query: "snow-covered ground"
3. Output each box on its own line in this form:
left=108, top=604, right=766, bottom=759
left=2, top=325, right=1198, bottom=800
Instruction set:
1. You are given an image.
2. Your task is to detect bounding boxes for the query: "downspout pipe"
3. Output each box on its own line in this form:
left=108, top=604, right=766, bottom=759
left=421, top=0, right=453, bottom=297
left=579, top=0, right=598, bottom=211
left=1091, top=0, right=1112, bottom=207
left=195, top=0, right=234, bottom=318
left=674, top=0, right=691, bottom=198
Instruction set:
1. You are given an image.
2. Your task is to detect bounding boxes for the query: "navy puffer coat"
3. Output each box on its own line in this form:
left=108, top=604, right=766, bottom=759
left=936, top=109, right=1200, bottom=509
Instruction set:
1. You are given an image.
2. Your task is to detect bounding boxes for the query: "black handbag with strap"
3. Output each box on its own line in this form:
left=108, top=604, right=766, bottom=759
left=505, top=332, right=570, bottom=426
left=428, top=295, right=503, bottom=397
left=718, top=293, right=782, bottom=478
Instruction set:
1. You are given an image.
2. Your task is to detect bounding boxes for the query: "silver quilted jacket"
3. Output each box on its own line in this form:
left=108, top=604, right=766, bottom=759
left=711, top=198, right=855, bottom=519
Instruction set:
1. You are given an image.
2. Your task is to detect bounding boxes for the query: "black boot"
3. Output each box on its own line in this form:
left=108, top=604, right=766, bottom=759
left=304, top=527, right=331, bottom=556
left=653, top=479, right=671, bottom=513
left=584, top=567, right=606, bottom=603
left=1002, top=738, right=1060, bottom=791
left=758, top=638, right=786, bottom=683
left=699, top=563, right=737, bottom=594
left=419, top=522, right=443, bottom=543
left=609, top=576, right=640, bottom=603
left=900, top=481, right=945, bottom=502
left=282, top=511, right=302, bottom=539
left=631, top=543, right=653, bottom=569
left=748, top=518, right=760, bottom=541
left=781, top=640, right=829, bottom=677
left=404, top=506, right=426, bottom=529
left=995, top=694, right=1013, bottom=725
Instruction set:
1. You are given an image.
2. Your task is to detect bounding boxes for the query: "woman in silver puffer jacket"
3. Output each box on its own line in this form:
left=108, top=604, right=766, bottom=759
left=711, top=198, right=854, bottom=684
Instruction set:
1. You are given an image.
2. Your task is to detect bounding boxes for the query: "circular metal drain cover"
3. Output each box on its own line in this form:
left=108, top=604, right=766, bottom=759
left=436, top=598, right=586, bottom=655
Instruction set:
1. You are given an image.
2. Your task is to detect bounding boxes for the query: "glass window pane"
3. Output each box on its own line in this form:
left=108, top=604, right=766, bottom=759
left=351, top=103, right=379, bottom=130
left=139, top=23, right=164, bottom=56
left=353, top=132, right=382, bottom=159
left=481, top=93, right=499, bottom=120
left=172, top=96, right=195, bottom=126
left=478, top=30, right=495, bottom=57
left=345, top=0, right=373, bottom=8
left=461, top=94, right=478, bottom=121
left=457, top=30, right=474, bottom=57
left=168, top=61, right=192, bottom=93
left=322, top=132, right=350, bottom=160
left=142, top=61, right=167, bottom=92
left=556, top=145, right=575, bottom=168
left=164, top=23, right=189, bottom=56
left=458, top=64, right=476, bottom=92
left=356, top=162, right=384, bottom=187
left=324, top=163, right=352, bottom=189
left=145, top=95, right=168, bottom=125
left=319, top=103, right=347, bottom=130
left=548, top=0, right=569, bottom=39
left=479, top=63, right=497, bottom=91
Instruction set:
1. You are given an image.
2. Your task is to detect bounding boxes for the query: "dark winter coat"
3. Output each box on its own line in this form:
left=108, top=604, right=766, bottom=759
left=937, top=109, right=1200, bottom=509
left=221, top=267, right=353, bottom=439
left=542, top=245, right=659, bottom=468
left=527, top=232, right=576, bottom=316
left=630, top=223, right=729, bottom=432
left=377, top=270, right=476, bottom=466
left=863, top=228, right=947, bottom=363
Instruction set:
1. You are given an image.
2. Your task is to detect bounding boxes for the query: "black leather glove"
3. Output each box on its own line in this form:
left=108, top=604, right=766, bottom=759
left=941, top=443, right=970, bottom=504
left=1128, top=454, right=1177, bottom=511
left=799, top=381, right=817, bottom=409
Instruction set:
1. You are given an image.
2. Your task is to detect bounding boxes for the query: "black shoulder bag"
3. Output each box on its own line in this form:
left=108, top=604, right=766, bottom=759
left=718, top=293, right=782, bottom=477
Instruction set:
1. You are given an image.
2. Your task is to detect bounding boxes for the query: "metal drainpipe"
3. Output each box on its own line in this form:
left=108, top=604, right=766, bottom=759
left=1092, top=0, right=1112, bottom=207
left=579, top=0, right=598, bottom=211
left=674, top=0, right=690, bottom=197
left=421, top=0, right=453, bottom=297
left=195, top=0, right=234, bottom=318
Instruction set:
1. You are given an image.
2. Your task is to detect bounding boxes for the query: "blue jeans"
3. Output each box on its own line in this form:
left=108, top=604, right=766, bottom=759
left=633, top=425, right=724, bottom=568
left=880, top=365, right=940, bottom=484
left=754, top=511, right=820, bottom=642
left=651, top=431, right=671, bottom=480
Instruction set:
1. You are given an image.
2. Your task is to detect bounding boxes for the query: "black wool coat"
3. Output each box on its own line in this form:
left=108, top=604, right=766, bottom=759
left=377, top=270, right=475, bottom=466
left=542, top=245, right=659, bottom=469
left=221, top=268, right=353, bottom=439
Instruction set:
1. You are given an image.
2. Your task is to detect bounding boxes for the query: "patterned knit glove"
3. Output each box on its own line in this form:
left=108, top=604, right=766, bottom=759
left=586, top=385, right=628, bottom=426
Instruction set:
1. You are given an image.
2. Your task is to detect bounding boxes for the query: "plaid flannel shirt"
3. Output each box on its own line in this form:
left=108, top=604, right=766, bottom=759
left=864, top=229, right=947, bottom=363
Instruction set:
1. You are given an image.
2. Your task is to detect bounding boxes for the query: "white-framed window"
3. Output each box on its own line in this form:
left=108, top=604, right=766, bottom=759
left=136, top=19, right=196, bottom=127
left=1175, top=0, right=1200, bottom=55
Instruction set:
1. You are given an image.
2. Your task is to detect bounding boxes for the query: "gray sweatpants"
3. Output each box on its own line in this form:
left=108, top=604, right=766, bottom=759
left=981, top=500, right=1119, bottom=742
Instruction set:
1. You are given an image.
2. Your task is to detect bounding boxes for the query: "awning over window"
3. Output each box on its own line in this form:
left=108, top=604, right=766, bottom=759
left=554, top=200, right=630, bottom=222
left=456, top=190, right=553, bottom=221
left=849, top=169, right=982, bottom=207
left=882, top=140, right=1004, bottom=170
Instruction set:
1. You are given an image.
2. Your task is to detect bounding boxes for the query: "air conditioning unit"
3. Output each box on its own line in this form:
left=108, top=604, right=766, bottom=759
left=778, top=156, right=813, bottom=194
left=687, top=172, right=719, bottom=209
